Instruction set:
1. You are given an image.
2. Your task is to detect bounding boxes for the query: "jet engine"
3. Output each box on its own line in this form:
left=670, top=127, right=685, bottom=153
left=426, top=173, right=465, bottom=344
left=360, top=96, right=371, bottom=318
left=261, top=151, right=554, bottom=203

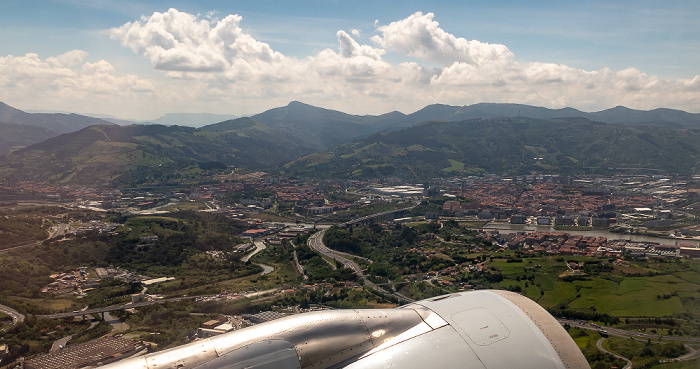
left=99, top=290, right=590, bottom=369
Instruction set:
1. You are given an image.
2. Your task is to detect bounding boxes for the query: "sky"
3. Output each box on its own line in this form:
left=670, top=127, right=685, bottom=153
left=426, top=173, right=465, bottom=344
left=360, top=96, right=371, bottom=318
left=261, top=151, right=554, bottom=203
left=0, top=0, right=698, bottom=120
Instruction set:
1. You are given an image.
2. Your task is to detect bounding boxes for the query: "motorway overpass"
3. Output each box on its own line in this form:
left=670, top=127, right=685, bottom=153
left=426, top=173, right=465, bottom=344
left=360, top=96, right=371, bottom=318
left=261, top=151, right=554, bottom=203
left=37, top=296, right=211, bottom=320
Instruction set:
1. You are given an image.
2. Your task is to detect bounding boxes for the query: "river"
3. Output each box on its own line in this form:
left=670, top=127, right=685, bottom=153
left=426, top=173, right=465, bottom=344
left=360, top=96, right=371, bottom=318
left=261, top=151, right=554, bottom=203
left=482, top=222, right=700, bottom=246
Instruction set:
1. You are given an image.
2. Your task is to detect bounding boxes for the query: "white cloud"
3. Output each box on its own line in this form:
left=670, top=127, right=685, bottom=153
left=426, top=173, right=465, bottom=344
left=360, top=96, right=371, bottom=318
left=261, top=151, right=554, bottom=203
left=371, top=12, right=514, bottom=66
left=0, top=51, right=156, bottom=116
left=110, top=8, right=284, bottom=73
left=104, top=9, right=700, bottom=115
left=336, top=30, right=385, bottom=60
left=2, top=10, right=699, bottom=119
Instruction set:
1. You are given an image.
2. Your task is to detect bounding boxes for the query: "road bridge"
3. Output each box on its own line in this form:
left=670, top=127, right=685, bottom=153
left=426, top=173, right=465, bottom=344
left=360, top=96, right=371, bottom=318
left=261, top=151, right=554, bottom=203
left=37, top=295, right=213, bottom=320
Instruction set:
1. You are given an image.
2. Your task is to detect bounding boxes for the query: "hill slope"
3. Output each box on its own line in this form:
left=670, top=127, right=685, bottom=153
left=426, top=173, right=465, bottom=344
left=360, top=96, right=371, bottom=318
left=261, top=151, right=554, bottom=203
left=283, top=117, right=700, bottom=179
left=400, top=103, right=700, bottom=130
left=0, top=122, right=58, bottom=155
left=0, top=118, right=314, bottom=186
left=251, top=101, right=407, bottom=151
left=0, top=102, right=121, bottom=153
left=250, top=102, right=700, bottom=149
left=0, top=102, right=114, bottom=134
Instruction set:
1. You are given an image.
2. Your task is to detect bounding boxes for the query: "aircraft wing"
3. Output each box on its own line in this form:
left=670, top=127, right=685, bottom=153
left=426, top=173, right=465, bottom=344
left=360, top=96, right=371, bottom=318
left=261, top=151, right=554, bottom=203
left=99, top=290, right=590, bottom=369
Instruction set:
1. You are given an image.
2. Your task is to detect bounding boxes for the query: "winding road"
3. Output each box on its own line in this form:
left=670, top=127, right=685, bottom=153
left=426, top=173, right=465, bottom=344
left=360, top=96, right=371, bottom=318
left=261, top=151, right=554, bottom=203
left=241, top=241, right=275, bottom=276
left=0, top=303, right=25, bottom=324
left=596, top=337, right=632, bottom=369
left=558, top=318, right=700, bottom=367
left=307, top=230, right=414, bottom=303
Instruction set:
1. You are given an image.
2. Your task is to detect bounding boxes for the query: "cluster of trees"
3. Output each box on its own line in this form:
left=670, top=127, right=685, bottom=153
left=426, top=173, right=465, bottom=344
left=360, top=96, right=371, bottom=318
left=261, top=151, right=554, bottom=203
left=549, top=307, right=621, bottom=326
left=112, top=300, right=210, bottom=349
left=323, top=221, right=488, bottom=279
left=295, top=243, right=357, bottom=283
left=582, top=260, right=615, bottom=275
left=0, top=213, right=47, bottom=250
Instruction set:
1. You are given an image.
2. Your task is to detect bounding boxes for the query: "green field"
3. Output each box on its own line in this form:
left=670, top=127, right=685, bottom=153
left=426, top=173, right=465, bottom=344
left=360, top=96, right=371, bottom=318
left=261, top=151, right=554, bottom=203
left=604, top=336, right=694, bottom=368
left=491, top=254, right=700, bottom=325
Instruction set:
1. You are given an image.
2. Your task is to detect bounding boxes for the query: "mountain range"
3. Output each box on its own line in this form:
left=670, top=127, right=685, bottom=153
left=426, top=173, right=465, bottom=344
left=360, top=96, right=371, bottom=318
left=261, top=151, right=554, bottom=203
left=1, top=101, right=700, bottom=186
left=0, top=102, right=115, bottom=154
left=283, top=117, right=700, bottom=179
left=0, top=118, right=314, bottom=186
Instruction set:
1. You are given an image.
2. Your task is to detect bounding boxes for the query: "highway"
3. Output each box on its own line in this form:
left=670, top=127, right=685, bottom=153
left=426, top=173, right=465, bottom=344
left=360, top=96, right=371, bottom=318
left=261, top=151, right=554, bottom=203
left=0, top=303, right=25, bottom=324
left=559, top=318, right=700, bottom=344
left=343, top=205, right=416, bottom=226
left=557, top=318, right=700, bottom=367
left=38, top=287, right=285, bottom=320
left=307, top=230, right=414, bottom=303
left=0, top=241, right=42, bottom=254
left=37, top=295, right=212, bottom=320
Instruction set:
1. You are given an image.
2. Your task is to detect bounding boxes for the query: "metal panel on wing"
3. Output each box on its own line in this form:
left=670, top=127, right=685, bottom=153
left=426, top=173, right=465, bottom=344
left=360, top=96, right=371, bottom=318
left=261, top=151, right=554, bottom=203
left=452, top=308, right=510, bottom=346
left=193, top=340, right=300, bottom=369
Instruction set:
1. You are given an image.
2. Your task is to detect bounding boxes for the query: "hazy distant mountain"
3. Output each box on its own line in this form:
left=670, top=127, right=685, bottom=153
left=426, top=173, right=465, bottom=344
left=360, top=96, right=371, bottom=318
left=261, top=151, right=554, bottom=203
left=0, top=102, right=115, bottom=134
left=283, top=117, right=700, bottom=179
left=399, top=103, right=700, bottom=129
left=151, top=112, right=239, bottom=127
left=0, top=101, right=117, bottom=153
left=0, top=121, right=57, bottom=155
left=1, top=118, right=313, bottom=186
left=587, top=106, right=700, bottom=128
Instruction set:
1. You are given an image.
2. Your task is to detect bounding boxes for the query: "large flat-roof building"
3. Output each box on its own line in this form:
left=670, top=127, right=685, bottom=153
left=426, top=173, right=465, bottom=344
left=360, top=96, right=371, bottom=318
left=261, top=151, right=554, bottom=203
left=23, top=336, right=145, bottom=369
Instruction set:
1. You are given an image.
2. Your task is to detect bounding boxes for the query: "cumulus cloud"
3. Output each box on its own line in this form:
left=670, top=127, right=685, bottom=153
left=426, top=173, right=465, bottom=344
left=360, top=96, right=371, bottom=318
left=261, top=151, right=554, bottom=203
left=103, top=9, right=700, bottom=115
left=0, top=50, right=156, bottom=115
left=371, top=12, right=514, bottom=66
left=337, top=30, right=385, bottom=60
left=110, top=8, right=284, bottom=73
left=3, top=9, right=698, bottom=118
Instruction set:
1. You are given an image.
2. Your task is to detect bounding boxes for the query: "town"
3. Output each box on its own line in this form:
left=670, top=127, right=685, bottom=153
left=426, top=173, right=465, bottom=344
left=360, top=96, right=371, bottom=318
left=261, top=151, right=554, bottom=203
left=1, top=172, right=700, bottom=368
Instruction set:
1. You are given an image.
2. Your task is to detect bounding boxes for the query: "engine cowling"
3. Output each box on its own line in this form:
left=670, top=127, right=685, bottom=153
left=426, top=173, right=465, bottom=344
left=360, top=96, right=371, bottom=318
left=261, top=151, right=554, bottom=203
left=99, top=290, right=590, bottom=369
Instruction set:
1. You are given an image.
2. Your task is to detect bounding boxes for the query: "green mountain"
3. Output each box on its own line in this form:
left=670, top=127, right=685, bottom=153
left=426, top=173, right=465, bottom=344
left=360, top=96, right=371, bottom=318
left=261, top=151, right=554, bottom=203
left=0, top=118, right=314, bottom=186
left=250, top=101, right=404, bottom=151
left=250, top=102, right=700, bottom=151
left=282, top=117, right=700, bottom=179
left=2, top=100, right=700, bottom=186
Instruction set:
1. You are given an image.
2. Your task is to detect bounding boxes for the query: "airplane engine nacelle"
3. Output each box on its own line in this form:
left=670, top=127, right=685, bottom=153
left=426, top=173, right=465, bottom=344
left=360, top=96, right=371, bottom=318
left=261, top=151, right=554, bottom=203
left=99, top=290, right=590, bottom=369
